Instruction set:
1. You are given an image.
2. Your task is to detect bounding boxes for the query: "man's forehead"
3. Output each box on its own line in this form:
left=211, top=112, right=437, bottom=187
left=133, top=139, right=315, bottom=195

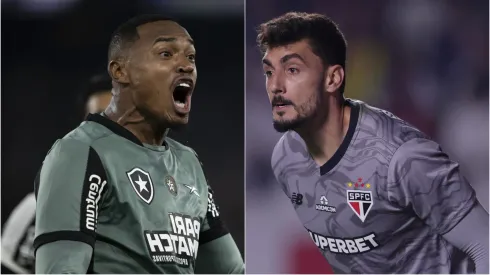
left=136, top=21, right=191, bottom=40
left=264, top=40, right=311, bottom=60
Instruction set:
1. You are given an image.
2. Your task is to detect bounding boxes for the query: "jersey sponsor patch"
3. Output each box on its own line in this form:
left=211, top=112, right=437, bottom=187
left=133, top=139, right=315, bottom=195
left=165, top=176, right=178, bottom=196
left=127, top=167, right=154, bottom=204
left=144, top=213, right=201, bottom=267
left=316, top=195, right=337, bottom=213
left=82, top=173, right=108, bottom=232
left=308, top=230, right=379, bottom=254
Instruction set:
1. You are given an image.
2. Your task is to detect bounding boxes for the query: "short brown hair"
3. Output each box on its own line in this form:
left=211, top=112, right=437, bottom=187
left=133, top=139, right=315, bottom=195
left=257, top=12, right=347, bottom=92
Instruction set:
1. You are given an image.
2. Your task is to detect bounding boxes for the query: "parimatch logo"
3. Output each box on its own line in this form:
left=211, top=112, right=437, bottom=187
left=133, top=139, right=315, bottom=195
left=145, top=213, right=201, bottom=267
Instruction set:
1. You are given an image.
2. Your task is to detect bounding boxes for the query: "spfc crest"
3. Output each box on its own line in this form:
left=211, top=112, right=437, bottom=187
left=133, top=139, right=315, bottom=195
left=347, top=190, right=373, bottom=222
left=165, top=176, right=178, bottom=196
left=127, top=167, right=154, bottom=204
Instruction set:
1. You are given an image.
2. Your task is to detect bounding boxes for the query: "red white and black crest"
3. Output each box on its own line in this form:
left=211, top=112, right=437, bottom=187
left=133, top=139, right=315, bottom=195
left=127, top=167, right=154, bottom=204
left=347, top=190, right=373, bottom=222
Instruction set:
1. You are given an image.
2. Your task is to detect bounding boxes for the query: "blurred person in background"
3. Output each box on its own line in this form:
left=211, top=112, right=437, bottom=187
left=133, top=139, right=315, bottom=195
left=1, top=73, right=113, bottom=274
left=33, top=15, right=243, bottom=274
left=259, top=12, right=488, bottom=274
left=82, top=73, right=114, bottom=118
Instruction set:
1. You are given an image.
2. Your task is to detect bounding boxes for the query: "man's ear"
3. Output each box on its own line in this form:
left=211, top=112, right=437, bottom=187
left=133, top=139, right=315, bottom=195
left=324, top=64, right=344, bottom=94
left=108, top=59, right=130, bottom=84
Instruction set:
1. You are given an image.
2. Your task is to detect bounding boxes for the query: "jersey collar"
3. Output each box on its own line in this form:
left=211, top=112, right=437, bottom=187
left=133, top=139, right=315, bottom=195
left=319, top=99, right=360, bottom=175
left=85, top=113, right=151, bottom=147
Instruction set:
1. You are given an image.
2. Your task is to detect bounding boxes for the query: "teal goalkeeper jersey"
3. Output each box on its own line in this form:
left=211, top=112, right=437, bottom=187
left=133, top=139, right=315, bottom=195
left=33, top=113, right=244, bottom=274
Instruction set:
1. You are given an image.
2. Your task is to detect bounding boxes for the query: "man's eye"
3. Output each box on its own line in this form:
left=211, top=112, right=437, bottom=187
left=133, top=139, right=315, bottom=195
left=160, top=51, right=172, bottom=58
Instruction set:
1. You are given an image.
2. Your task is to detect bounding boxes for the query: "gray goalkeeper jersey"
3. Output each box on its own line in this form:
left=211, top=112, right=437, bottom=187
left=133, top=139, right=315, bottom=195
left=271, top=99, right=477, bottom=273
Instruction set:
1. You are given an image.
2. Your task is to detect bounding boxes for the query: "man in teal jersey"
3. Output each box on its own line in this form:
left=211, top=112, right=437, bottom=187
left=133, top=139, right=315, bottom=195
left=34, top=15, right=244, bottom=274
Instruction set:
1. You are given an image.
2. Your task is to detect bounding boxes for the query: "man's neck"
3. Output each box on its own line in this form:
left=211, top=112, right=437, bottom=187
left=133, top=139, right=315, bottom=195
left=104, top=102, right=168, bottom=146
left=297, top=97, right=350, bottom=166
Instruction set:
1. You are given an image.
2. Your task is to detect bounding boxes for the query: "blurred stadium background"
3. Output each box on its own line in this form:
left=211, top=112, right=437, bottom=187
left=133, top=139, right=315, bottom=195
left=1, top=0, right=244, bottom=270
left=246, top=0, right=489, bottom=273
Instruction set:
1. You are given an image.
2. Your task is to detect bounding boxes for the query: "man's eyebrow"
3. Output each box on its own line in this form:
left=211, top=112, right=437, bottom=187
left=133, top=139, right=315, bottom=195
left=262, top=58, right=272, bottom=67
left=279, top=53, right=306, bottom=64
left=153, top=37, right=194, bottom=45
left=262, top=53, right=306, bottom=68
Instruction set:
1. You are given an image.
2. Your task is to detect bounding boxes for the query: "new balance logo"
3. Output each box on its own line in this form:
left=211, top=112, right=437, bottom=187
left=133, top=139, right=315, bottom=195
left=291, top=193, right=303, bottom=205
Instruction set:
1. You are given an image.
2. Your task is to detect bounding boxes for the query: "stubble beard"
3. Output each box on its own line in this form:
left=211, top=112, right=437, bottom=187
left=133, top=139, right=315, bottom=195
left=272, top=82, right=324, bottom=133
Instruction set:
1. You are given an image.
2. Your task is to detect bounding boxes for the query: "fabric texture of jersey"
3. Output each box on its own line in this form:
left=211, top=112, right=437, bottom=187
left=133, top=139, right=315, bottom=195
left=271, top=99, right=477, bottom=273
left=34, top=114, right=229, bottom=274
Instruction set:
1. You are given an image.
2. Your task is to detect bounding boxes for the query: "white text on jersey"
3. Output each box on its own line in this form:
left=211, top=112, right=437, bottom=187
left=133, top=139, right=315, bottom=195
left=85, top=174, right=107, bottom=231
left=145, top=213, right=201, bottom=267
left=308, top=230, right=379, bottom=254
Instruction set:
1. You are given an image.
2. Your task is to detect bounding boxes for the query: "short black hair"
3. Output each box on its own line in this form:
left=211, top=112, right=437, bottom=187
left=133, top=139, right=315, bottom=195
left=108, top=14, right=175, bottom=62
left=257, top=12, right=347, bottom=93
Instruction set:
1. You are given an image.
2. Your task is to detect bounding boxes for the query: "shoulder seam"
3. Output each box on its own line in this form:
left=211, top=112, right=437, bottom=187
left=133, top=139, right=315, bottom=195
left=387, top=137, right=431, bottom=177
left=63, top=132, right=114, bottom=148
left=385, top=137, right=431, bottom=204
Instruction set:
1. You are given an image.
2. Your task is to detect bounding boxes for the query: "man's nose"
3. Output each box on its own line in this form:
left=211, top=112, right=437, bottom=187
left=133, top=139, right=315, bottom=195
left=177, top=56, right=195, bottom=74
left=269, top=72, right=285, bottom=95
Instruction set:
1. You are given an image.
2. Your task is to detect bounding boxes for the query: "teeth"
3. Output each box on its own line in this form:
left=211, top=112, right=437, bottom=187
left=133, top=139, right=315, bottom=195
left=175, top=102, right=185, bottom=108
left=177, top=83, right=190, bottom=88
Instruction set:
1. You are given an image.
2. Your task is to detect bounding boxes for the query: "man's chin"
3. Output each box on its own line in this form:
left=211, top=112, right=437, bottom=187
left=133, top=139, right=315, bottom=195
left=167, top=117, right=189, bottom=131
left=272, top=117, right=306, bottom=133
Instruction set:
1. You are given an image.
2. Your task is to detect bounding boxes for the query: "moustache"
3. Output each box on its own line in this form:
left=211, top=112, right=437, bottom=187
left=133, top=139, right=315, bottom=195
left=271, top=96, right=294, bottom=108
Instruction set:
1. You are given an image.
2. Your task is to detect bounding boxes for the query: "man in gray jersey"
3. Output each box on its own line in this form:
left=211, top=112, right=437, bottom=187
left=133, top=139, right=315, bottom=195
left=1, top=73, right=113, bottom=274
left=258, top=12, right=488, bottom=273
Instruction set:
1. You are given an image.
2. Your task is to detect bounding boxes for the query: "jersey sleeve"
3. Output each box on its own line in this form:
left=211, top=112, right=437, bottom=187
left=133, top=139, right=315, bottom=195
left=195, top=233, right=244, bottom=274
left=442, top=203, right=489, bottom=274
left=387, top=138, right=477, bottom=235
left=190, top=150, right=244, bottom=273
left=1, top=193, right=36, bottom=274
left=199, top=185, right=229, bottom=244
left=189, top=150, right=229, bottom=242
left=195, top=186, right=244, bottom=274
left=33, top=138, right=109, bottom=273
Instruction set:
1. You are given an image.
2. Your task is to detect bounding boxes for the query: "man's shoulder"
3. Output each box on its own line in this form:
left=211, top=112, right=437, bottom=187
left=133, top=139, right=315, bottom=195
left=271, top=131, right=309, bottom=176
left=358, top=101, right=430, bottom=151
left=62, top=121, right=113, bottom=146
left=45, top=121, right=111, bottom=159
left=166, top=138, right=200, bottom=164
